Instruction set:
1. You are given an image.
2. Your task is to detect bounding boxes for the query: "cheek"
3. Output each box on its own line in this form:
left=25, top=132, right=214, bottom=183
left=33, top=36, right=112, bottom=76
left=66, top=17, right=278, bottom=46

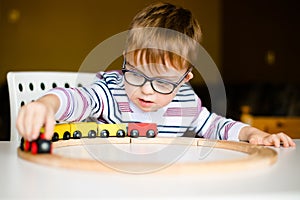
left=124, top=83, right=138, bottom=99
left=155, top=93, right=176, bottom=107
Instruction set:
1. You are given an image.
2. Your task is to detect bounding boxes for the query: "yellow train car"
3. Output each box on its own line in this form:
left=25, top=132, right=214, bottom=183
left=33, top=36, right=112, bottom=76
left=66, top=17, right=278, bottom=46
left=69, top=122, right=97, bottom=139
left=97, top=123, right=127, bottom=137
left=49, top=122, right=157, bottom=141
left=52, top=123, right=72, bottom=141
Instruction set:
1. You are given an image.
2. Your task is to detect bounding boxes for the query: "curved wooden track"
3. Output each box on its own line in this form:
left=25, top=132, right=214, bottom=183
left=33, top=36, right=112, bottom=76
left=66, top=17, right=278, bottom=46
left=18, top=137, right=278, bottom=174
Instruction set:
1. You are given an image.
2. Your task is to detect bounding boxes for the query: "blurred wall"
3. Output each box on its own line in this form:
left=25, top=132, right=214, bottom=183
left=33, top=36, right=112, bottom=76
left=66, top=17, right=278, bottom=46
left=0, top=0, right=221, bottom=140
left=0, top=0, right=222, bottom=84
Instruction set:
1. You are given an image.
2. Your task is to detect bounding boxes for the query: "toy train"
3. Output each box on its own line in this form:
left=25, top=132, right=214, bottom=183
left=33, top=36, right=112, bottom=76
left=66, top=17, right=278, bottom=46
left=20, top=133, right=52, bottom=154
left=20, top=122, right=158, bottom=154
left=51, top=122, right=158, bottom=141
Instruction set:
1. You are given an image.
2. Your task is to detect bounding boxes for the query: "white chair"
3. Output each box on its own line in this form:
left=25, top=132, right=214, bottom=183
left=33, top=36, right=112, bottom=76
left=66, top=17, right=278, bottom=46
left=7, top=71, right=96, bottom=141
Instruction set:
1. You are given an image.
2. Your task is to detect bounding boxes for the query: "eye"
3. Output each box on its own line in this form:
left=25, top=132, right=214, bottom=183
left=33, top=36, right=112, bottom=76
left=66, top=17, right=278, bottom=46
left=127, top=71, right=144, bottom=80
left=131, top=71, right=143, bottom=77
left=154, top=80, right=174, bottom=90
left=125, top=71, right=146, bottom=85
left=156, top=79, right=168, bottom=85
left=156, top=78, right=174, bottom=85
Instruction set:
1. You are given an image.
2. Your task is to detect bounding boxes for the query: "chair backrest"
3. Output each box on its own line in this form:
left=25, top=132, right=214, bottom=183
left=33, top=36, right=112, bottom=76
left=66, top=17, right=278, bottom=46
left=6, top=71, right=96, bottom=141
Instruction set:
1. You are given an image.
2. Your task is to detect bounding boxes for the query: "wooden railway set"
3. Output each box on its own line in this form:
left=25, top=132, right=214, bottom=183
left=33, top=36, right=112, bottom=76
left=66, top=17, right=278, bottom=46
left=18, top=122, right=278, bottom=174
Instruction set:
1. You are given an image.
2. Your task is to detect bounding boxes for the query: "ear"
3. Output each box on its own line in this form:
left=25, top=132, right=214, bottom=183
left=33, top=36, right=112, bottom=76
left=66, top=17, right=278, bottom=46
left=184, top=72, right=194, bottom=82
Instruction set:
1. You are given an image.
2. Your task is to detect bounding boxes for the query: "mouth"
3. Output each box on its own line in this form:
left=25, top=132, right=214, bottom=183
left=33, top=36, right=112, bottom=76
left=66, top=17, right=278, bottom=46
left=138, top=98, right=154, bottom=107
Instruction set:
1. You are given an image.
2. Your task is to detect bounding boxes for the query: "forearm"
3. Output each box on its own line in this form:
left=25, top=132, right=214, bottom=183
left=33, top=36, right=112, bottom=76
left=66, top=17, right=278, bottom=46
left=46, top=86, right=103, bottom=121
left=37, top=94, right=60, bottom=115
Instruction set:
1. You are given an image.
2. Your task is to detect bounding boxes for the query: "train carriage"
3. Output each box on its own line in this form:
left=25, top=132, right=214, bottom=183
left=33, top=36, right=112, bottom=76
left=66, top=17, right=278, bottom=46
left=20, top=133, right=52, bottom=154
left=127, top=123, right=157, bottom=138
left=70, top=122, right=97, bottom=139
left=20, top=122, right=158, bottom=154
left=97, top=123, right=127, bottom=138
left=51, top=123, right=72, bottom=141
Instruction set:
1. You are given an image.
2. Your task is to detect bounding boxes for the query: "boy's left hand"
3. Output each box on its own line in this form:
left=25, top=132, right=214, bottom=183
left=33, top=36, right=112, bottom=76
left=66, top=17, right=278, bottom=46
left=240, top=126, right=296, bottom=148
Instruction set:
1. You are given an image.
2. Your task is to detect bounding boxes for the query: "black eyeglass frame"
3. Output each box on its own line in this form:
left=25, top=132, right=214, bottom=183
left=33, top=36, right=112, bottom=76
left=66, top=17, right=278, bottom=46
left=122, top=58, right=192, bottom=95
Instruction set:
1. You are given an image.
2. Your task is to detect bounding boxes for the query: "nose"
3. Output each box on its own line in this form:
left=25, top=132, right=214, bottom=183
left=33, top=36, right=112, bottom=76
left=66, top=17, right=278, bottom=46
left=140, top=81, right=155, bottom=95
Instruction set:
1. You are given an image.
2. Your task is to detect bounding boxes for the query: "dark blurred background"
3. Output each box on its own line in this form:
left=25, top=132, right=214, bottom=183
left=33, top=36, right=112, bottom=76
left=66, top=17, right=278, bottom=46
left=1, top=0, right=299, bottom=140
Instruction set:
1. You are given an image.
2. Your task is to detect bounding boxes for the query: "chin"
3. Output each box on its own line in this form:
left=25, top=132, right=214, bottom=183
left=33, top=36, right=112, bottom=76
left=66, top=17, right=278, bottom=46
left=138, top=105, right=159, bottom=112
left=139, top=107, right=156, bottom=112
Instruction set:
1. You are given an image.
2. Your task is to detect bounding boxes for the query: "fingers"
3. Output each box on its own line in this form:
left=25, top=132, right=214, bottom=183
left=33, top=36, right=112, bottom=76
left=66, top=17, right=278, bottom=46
left=16, top=102, right=55, bottom=141
left=264, top=134, right=281, bottom=148
left=248, top=132, right=296, bottom=148
left=263, top=133, right=296, bottom=148
left=248, top=135, right=259, bottom=145
left=276, top=132, right=289, bottom=147
left=44, top=114, right=55, bottom=140
left=16, top=104, right=37, bottom=141
left=16, top=106, right=25, bottom=138
left=278, top=132, right=296, bottom=147
left=24, top=106, right=41, bottom=141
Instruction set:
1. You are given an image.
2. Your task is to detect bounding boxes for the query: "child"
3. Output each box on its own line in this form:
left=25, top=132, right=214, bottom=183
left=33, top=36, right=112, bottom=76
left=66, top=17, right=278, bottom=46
left=16, top=2, right=295, bottom=148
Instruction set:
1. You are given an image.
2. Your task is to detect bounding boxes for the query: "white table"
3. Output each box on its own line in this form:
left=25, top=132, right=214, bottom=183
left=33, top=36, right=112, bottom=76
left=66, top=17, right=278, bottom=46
left=0, top=140, right=299, bottom=199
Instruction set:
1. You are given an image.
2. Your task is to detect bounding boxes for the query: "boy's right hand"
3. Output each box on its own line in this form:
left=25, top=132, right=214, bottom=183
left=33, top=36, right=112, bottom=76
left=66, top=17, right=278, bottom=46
left=16, top=94, right=60, bottom=141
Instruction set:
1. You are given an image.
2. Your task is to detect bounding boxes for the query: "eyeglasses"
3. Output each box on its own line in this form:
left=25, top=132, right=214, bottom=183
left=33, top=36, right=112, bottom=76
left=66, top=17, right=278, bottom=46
left=122, top=59, right=192, bottom=95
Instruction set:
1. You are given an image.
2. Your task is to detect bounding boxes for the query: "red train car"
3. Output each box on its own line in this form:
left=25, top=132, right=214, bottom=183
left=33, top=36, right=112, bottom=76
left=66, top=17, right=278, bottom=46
left=20, top=133, right=52, bottom=154
left=127, top=123, right=157, bottom=138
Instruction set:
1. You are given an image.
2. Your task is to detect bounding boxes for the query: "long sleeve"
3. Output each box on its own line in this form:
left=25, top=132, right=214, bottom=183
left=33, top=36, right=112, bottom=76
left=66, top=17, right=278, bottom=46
left=46, top=86, right=101, bottom=122
left=45, top=71, right=247, bottom=141
left=192, top=97, right=248, bottom=141
left=46, top=71, right=123, bottom=123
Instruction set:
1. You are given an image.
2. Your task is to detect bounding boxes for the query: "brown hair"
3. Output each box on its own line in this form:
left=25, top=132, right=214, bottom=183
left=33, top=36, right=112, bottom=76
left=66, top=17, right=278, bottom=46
left=125, top=2, right=202, bottom=70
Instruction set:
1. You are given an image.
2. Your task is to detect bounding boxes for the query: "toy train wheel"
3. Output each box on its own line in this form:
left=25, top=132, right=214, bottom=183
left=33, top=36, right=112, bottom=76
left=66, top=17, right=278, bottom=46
left=30, top=140, right=51, bottom=154
left=73, top=131, right=82, bottom=139
left=88, top=130, right=97, bottom=138
left=116, top=129, right=125, bottom=137
left=20, top=138, right=25, bottom=151
left=63, top=131, right=71, bottom=140
left=24, top=140, right=31, bottom=151
left=37, top=140, right=52, bottom=154
left=130, top=129, right=139, bottom=138
left=146, top=129, right=156, bottom=138
left=100, top=130, right=109, bottom=138
left=31, top=142, right=38, bottom=154
left=52, top=133, right=59, bottom=142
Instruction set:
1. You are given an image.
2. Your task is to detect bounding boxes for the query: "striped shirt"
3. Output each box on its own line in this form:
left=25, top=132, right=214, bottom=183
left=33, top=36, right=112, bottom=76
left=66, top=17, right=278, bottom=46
left=48, top=71, right=247, bottom=141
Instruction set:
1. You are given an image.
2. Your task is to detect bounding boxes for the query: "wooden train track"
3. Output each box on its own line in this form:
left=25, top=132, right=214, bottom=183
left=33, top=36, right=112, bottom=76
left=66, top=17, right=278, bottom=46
left=17, top=137, right=278, bottom=174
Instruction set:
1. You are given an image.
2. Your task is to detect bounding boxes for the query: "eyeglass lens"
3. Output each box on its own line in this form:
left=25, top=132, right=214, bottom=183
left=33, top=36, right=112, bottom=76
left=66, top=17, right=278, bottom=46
left=124, top=70, right=175, bottom=94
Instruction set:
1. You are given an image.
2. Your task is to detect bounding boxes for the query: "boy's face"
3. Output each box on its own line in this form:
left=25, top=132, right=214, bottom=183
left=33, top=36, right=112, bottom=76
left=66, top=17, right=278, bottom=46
left=123, top=57, right=193, bottom=112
